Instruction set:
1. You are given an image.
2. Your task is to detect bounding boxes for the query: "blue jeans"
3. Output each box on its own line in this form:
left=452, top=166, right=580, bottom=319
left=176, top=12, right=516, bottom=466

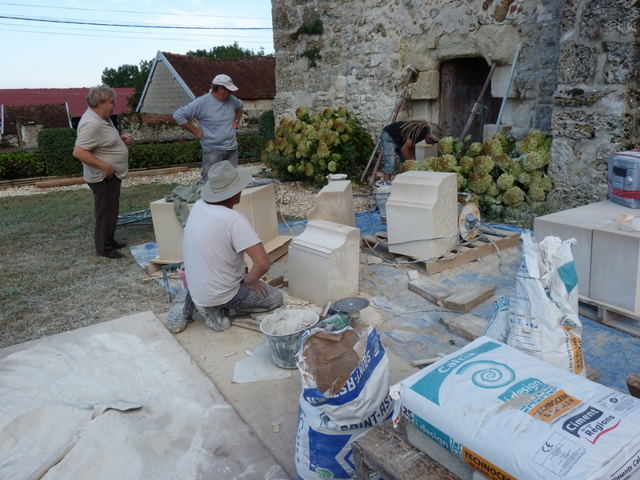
left=380, top=131, right=406, bottom=175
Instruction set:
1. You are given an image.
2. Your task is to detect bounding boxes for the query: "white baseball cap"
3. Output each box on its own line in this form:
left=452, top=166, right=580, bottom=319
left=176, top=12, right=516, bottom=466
left=212, top=74, right=238, bottom=91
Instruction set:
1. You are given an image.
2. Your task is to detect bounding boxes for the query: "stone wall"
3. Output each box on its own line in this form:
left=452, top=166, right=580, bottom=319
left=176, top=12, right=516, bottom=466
left=549, top=0, right=640, bottom=205
left=271, top=0, right=640, bottom=205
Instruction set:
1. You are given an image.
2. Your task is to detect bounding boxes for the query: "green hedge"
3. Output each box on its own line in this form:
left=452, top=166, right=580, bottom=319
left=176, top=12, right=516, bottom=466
left=0, top=131, right=266, bottom=181
left=37, top=128, right=81, bottom=176
left=0, top=151, right=45, bottom=180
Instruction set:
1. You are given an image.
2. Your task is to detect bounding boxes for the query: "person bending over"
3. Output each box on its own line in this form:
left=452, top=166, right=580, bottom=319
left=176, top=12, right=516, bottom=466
left=379, top=120, right=444, bottom=182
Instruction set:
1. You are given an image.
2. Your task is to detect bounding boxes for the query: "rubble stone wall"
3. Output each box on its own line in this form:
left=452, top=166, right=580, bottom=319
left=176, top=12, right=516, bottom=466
left=271, top=0, right=640, bottom=206
left=549, top=0, right=640, bottom=205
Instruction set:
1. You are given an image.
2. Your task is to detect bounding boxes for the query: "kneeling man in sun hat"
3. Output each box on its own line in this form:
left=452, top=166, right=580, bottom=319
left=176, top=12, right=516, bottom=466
left=168, top=161, right=283, bottom=333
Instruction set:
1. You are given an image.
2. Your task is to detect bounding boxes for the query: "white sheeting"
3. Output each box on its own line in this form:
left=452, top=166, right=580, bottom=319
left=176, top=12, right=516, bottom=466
left=0, top=311, right=289, bottom=480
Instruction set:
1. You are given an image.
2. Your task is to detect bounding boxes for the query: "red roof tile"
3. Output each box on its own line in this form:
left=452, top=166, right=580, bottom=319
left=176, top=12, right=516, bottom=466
left=0, top=88, right=135, bottom=117
left=161, top=53, right=275, bottom=99
left=2, top=104, right=70, bottom=135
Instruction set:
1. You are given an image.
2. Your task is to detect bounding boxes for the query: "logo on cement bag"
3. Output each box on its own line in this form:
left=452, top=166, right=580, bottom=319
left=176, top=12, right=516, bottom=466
left=562, top=406, right=620, bottom=443
left=410, top=341, right=504, bottom=405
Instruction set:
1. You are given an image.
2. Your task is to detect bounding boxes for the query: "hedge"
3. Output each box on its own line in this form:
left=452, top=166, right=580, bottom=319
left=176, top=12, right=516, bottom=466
left=0, top=131, right=266, bottom=182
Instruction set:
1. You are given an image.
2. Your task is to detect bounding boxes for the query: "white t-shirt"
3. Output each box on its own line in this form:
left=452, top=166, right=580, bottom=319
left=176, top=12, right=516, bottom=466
left=182, top=199, right=260, bottom=307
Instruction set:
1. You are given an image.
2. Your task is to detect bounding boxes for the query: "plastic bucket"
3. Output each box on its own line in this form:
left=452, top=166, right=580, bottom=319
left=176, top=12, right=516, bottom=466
left=260, top=309, right=320, bottom=369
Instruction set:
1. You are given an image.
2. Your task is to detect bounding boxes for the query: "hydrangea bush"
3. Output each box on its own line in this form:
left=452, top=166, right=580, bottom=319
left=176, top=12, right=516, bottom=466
left=261, top=106, right=374, bottom=186
left=415, top=130, right=553, bottom=221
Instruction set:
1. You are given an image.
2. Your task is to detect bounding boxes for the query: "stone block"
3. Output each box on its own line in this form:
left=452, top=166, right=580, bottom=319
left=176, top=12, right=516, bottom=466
left=387, top=171, right=458, bottom=260
left=491, top=66, right=519, bottom=99
left=307, top=180, right=356, bottom=227
left=150, top=183, right=280, bottom=263
left=476, top=24, right=520, bottom=65
left=150, top=199, right=193, bottom=262
left=414, top=141, right=438, bottom=167
left=288, top=220, right=360, bottom=306
left=412, top=71, right=440, bottom=100
left=435, top=33, right=478, bottom=60
left=533, top=200, right=635, bottom=298
left=234, top=183, right=279, bottom=244
left=590, top=223, right=640, bottom=313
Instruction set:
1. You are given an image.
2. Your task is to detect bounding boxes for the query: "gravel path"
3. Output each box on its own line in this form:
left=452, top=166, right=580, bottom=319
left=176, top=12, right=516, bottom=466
left=0, top=163, right=377, bottom=219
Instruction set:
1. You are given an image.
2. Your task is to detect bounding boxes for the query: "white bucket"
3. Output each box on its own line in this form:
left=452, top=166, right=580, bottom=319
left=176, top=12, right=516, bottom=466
left=260, top=309, right=320, bottom=369
left=326, top=174, right=348, bottom=182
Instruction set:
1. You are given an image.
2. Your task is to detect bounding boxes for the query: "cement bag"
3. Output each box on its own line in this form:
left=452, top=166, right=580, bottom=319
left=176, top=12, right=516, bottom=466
left=488, top=231, right=584, bottom=375
left=390, top=336, right=640, bottom=480
left=295, top=326, right=392, bottom=480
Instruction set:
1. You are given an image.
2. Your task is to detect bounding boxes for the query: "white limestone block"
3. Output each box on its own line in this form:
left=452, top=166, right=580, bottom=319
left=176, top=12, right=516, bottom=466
left=533, top=200, right=633, bottom=298
left=288, top=220, right=360, bottom=306
left=386, top=171, right=458, bottom=260
left=590, top=223, right=640, bottom=313
left=150, top=199, right=193, bottom=262
left=307, top=180, right=356, bottom=227
left=234, top=183, right=279, bottom=244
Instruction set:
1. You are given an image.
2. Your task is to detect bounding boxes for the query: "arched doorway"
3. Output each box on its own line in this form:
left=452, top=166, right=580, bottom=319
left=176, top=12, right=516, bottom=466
left=439, top=58, right=501, bottom=142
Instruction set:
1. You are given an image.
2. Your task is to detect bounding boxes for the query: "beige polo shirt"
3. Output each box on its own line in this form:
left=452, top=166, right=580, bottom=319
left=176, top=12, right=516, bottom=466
left=75, top=108, right=129, bottom=183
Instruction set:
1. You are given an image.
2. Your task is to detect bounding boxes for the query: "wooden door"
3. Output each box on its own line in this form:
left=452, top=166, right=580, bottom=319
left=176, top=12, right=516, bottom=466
left=439, top=58, right=501, bottom=142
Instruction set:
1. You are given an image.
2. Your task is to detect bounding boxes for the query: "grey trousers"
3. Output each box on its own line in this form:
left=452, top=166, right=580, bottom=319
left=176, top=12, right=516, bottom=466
left=201, top=149, right=239, bottom=181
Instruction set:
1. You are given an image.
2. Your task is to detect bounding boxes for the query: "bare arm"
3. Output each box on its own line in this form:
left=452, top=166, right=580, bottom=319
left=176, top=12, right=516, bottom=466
left=243, top=242, right=271, bottom=296
left=400, top=139, right=417, bottom=160
left=73, top=145, right=115, bottom=180
left=233, top=109, right=244, bottom=128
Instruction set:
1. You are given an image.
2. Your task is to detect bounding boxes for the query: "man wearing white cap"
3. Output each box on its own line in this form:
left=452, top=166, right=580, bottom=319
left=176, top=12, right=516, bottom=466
left=167, top=161, right=283, bottom=333
left=173, top=74, right=244, bottom=181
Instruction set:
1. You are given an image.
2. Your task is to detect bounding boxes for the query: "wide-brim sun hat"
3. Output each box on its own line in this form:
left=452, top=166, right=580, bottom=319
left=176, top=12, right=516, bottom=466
left=201, top=161, right=253, bottom=203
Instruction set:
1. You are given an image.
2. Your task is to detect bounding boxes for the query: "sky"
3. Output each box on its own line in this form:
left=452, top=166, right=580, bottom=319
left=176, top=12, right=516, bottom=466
left=0, top=0, right=274, bottom=89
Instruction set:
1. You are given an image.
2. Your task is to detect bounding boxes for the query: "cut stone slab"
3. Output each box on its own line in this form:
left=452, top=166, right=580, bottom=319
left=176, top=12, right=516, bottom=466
left=408, top=279, right=455, bottom=305
left=0, top=311, right=288, bottom=480
left=442, top=285, right=496, bottom=313
left=441, top=313, right=489, bottom=341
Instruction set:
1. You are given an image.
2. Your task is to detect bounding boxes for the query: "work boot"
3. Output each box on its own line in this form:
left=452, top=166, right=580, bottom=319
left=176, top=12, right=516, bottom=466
left=167, top=289, right=195, bottom=334
left=202, top=306, right=231, bottom=332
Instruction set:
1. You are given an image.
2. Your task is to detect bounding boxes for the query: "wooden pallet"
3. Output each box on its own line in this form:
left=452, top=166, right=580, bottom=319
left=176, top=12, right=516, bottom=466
left=417, top=227, right=520, bottom=275
left=352, top=419, right=460, bottom=480
left=578, top=296, right=640, bottom=339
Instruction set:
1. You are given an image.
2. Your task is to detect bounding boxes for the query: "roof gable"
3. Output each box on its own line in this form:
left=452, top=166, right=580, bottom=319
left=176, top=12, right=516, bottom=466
left=2, top=103, right=71, bottom=135
left=0, top=88, right=134, bottom=117
left=161, top=53, right=276, bottom=100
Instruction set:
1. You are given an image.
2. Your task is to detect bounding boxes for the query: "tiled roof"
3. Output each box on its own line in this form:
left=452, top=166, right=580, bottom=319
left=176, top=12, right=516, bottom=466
left=2, top=104, right=71, bottom=135
left=0, top=88, right=135, bottom=117
left=161, top=53, right=275, bottom=99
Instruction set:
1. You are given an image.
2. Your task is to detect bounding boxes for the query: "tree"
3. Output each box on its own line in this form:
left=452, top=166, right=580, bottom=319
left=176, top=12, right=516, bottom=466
left=101, top=59, right=152, bottom=108
left=186, top=41, right=269, bottom=59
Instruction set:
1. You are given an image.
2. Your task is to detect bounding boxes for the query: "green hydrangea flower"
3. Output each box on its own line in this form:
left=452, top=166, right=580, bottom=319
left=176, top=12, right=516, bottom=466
left=473, top=155, right=495, bottom=174
left=459, top=156, right=474, bottom=173
left=503, top=186, right=525, bottom=207
left=523, top=152, right=545, bottom=171
left=467, top=142, right=483, bottom=156
left=497, top=173, right=515, bottom=191
left=438, top=136, right=455, bottom=155
left=482, top=137, right=503, bottom=157
left=469, top=172, right=493, bottom=193
left=527, top=185, right=546, bottom=202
